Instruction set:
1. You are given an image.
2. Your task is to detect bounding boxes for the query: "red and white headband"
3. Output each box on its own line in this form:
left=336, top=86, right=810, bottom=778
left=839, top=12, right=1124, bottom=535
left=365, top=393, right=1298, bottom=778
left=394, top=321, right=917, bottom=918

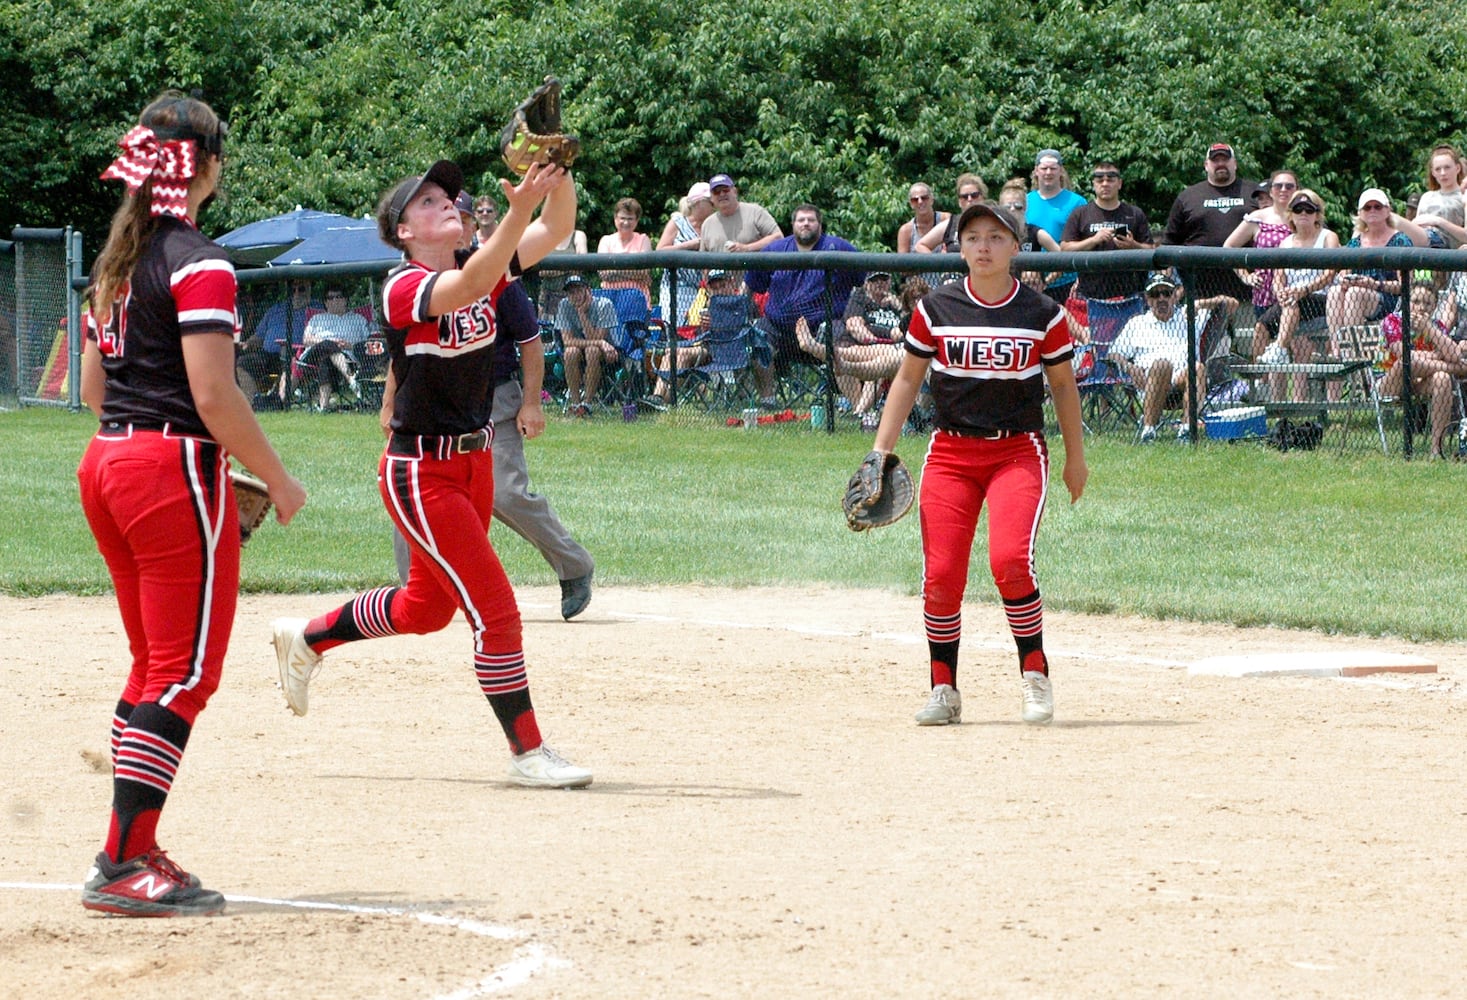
left=100, top=125, right=200, bottom=221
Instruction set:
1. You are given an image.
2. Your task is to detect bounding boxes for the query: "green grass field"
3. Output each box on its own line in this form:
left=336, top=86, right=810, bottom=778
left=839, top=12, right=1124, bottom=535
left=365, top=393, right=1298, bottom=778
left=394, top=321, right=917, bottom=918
left=2, top=406, right=1461, bottom=641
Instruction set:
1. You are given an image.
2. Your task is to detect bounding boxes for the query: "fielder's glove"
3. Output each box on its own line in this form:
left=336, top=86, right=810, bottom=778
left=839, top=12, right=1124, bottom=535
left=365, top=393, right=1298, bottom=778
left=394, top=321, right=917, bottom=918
left=843, top=450, right=915, bottom=531
left=500, top=76, right=580, bottom=175
left=231, top=469, right=272, bottom=544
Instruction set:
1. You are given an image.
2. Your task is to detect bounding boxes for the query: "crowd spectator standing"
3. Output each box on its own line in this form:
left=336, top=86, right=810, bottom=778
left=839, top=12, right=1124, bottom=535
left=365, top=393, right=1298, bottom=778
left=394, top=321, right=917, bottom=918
left=1162, top=142, right=1258, bottom=307
left=596, top=197, right=652, bottom=305
left=997, top=179, right=1061, bottom=295
left=743, top=203, right=861, bottom=406
left=1026, top=149, right=1087, bottom=300
left=1411, top=144, right=1467, bottom=248
left=1111, top=271, right=1234, bottom=442
left=555, top=273, right=620, bottom=416
left=473, top=194, right=498, bottom=246
left=700, top=173, right=782, bottom=258
left=914, top=173, right=990, bottom=286
left=657, top=181, right=715, bottom=325
left=1060, top=160, right=1154, bottom=331
left=236, top=279, right=320, bottom=404
left=1224, top=170, right=1299, bottom=337
left=895, top=181, right=950, bottom=254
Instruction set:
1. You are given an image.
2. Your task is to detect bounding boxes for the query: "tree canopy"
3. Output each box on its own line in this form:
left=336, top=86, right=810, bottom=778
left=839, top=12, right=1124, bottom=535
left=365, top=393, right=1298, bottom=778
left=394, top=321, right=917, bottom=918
left=6, top=0, right=1466, bottom=255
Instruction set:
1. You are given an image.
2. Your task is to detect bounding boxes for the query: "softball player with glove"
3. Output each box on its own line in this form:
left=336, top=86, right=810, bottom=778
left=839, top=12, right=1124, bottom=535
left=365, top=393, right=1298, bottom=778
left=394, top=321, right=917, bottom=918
left=272, top=158, right=593, bottom=788
left=866, top=202, right=1087, bottom=727
left=77, top=92, right=307, bottom=916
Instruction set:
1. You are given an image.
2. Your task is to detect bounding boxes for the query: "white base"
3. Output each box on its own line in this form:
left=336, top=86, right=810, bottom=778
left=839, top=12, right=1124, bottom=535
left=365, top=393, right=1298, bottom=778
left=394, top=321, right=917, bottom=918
left=1189, top=651, right=1437, bottom=678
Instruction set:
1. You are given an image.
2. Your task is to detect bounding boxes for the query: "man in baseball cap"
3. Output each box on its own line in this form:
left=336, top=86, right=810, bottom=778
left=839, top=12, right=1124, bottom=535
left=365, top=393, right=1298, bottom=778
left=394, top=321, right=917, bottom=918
left=1028, top=147, right=1085, bottom=299
left=378, top=159, right=463, bottom=250
left=1144, top=270, right=1178, bottom=294
left=454, top=190, right=477, bottom=248
left=1161, top=141, right=1256, bottom=303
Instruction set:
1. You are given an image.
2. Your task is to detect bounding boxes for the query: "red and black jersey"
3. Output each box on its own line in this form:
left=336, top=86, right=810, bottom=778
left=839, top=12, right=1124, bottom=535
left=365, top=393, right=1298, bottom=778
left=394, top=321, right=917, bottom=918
left=381, top=254, right=522, bottom=435
left=87, top=217, right=239, bottom=436
left=906, top=277, right=1072, bottom=434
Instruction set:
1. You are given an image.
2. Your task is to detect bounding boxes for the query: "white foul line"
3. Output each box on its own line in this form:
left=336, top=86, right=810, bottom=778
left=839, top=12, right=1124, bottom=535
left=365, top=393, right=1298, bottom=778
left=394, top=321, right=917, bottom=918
left=0, top=883, right=557, bottom=999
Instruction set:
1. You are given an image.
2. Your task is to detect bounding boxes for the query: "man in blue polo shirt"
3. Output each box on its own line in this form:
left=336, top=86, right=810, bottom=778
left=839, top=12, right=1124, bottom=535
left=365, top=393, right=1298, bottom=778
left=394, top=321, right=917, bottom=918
left=1026, top=149, right=1087, bottom=302
left=743, top=203, right=861, bottom=406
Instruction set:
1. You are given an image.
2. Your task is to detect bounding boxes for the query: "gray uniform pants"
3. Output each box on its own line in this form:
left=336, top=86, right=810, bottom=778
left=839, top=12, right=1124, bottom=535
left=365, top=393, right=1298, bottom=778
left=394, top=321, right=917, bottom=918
left=393, top=379, right=594, bottom=585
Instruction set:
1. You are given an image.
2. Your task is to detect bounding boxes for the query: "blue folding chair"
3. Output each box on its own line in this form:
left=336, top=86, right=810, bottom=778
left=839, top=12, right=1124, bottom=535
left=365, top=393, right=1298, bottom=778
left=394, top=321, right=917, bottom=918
left=1074, top=296, right=1145, bottom=435
left=652, top=293, right=762, bottom=411
left=592, top=288, right=661, bottom=406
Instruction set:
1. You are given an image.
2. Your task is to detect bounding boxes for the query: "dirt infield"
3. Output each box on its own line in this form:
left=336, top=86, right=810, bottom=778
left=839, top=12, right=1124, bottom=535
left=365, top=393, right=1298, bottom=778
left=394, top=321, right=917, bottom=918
left=3, top=587, right=1464, bottom=999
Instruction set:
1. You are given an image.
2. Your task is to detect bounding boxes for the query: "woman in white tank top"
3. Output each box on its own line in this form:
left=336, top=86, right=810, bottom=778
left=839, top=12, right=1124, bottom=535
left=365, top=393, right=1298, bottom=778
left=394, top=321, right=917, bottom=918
left=1259, top=189, right=1339, bottom=400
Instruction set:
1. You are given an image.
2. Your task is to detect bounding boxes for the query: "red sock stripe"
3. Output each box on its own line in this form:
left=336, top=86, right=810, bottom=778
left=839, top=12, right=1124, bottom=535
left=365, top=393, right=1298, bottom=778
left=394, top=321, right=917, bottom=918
left=351, top=587, right=399, bottom=639
left=113, top=729, right=182, bottom=795
left=474, top=651, right=528, bottom=696
left=924, top=611, right=961, bottom=643
left=1004, top=598, right=1044, bottom=637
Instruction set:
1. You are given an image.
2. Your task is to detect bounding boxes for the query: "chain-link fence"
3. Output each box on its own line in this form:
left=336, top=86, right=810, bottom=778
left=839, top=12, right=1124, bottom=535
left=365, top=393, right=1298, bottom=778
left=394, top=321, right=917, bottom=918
left=33, top=239, right=1467, bottom=458
left=6, top=228, right=82, bottom=409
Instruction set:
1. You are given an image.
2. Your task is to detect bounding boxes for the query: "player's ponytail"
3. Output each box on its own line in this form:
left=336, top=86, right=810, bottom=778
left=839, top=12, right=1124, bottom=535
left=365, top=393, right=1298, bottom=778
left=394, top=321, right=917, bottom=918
left=92, top=91, right=226, bottom=323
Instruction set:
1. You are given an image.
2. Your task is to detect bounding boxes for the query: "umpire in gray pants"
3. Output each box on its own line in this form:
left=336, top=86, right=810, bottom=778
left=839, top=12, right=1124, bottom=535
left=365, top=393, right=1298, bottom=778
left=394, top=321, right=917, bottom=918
left=388, top=276, right=594, bottom=618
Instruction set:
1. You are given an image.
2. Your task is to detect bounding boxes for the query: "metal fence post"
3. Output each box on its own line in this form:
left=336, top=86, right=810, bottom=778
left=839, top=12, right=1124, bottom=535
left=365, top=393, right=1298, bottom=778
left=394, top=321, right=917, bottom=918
left=1180, top=269, right=1198, bottom=445
left=66, top=227, right=83, bottom=411
left=1400, top=267, right=1414, bottom=459
left=667, top=279, right=680, bottom=408
left=820, top=272, right=836, bottom=432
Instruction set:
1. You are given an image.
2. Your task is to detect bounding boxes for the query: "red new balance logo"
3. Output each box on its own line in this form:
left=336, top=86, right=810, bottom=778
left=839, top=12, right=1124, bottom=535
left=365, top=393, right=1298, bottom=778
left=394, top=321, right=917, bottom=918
left=128, top=873, right=174, bottom=899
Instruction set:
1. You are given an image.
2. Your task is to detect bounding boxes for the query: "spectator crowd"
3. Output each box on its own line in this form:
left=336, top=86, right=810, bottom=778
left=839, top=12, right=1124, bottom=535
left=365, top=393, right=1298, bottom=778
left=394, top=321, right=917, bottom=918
left=234, top=141, right=1467, bottom=454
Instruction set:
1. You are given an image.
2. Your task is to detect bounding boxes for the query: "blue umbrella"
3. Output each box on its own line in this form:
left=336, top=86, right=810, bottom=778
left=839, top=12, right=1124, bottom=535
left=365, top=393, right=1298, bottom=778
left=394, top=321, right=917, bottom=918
left=267, top=224, right=400, bottom=266
left=215, top=207, right=364, bottom=264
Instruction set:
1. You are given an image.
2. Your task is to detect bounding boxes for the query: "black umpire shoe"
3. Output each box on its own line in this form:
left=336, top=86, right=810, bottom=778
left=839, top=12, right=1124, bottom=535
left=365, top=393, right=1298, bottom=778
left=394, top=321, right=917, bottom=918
left=560, top=571, right=593, bottom=620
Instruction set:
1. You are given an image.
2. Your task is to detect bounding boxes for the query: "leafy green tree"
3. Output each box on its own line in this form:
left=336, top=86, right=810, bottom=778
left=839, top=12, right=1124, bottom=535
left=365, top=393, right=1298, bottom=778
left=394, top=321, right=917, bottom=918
left=6, top=0, right=1466, bottom=256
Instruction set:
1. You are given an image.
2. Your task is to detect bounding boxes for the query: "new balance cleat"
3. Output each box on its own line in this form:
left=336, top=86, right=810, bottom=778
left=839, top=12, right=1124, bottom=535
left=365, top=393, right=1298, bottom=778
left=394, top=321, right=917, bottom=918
left=915, top=684, right=962, bottom=726
left=508, top=745, right=593, bottom=788
left=1020, top=671, right=1054, bottom=725
left=81, top=849, right=224, bottom=917
left=272, top=617, right=321, bottom=717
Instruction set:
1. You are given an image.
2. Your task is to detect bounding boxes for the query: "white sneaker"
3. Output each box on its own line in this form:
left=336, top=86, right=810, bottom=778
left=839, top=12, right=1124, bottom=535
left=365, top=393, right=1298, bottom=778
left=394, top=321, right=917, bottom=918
left=1020, top=671, right=1053, bottom=725
left=508, top=745, right=593, bottom=788
left=914, top=684, right=962, bottom=726
left=271, top=617, right=321, bottom=717
left=1259, top=342, right=1288, bottom=364
left=1138, top=425, right=1157, bottom=443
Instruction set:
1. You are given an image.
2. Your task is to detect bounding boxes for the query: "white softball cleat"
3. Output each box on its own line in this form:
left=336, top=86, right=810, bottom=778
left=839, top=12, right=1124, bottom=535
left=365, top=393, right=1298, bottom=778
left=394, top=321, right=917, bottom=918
left=508, top=745, right=592, bottom=788
left=915, top=684, right=962, bottom=726
left=272, top=617, right=321, bottom=717
left=1020, top=671, right=1053, bottom=725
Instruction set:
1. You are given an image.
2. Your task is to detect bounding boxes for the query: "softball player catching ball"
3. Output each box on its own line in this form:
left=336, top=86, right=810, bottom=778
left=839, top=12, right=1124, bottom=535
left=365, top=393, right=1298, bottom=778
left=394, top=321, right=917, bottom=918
left=271, top=158, right=594, bottom=788
left=867, top=201, right=1087, bottom=726
left=77, top=92, right=308, bottom=916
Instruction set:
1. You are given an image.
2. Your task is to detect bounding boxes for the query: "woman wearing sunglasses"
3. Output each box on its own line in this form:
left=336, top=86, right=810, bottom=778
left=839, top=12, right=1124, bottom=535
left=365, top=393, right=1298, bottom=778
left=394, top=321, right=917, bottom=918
left=1225, top=170, right=1300, bottom=322
left=1252, top=190, right=1339, bottom=400
left=1325, top=188, right=1431, bottom=399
